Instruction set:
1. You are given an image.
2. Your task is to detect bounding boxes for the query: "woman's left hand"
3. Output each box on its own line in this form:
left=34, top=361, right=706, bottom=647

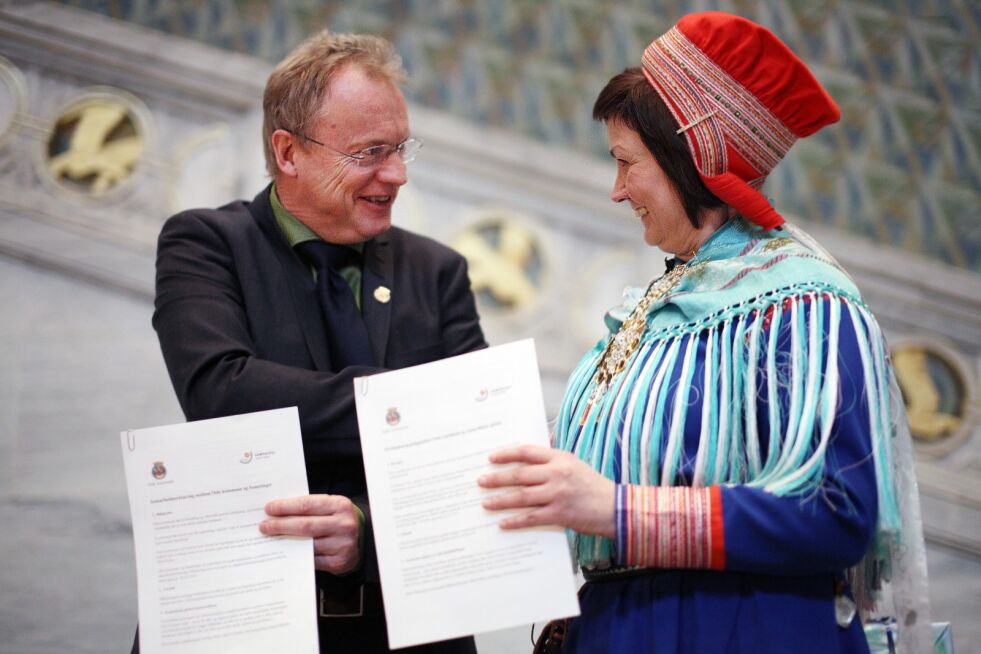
left=478, top=445, right=616, bottom=538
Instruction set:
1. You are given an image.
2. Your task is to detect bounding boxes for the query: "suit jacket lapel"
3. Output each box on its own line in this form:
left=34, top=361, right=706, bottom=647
left=250, top=185, right=332, bottom=372
left=362, top=232, right=393, bottom=366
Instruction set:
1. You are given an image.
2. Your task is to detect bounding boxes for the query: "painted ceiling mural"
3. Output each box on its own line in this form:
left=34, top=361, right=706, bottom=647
left=57, top=0, right=979, bottom=272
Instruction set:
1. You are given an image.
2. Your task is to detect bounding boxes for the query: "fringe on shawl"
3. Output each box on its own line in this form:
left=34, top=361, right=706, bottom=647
left=555, top=284, right=902, bottom=587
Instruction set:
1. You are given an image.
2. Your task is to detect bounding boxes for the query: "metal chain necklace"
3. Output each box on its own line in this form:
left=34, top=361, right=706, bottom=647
left=587, top=262, right=689, bottom=406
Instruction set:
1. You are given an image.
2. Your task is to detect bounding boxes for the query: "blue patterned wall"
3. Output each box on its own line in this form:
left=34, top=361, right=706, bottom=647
left=57, top=0, right=980, bottom=272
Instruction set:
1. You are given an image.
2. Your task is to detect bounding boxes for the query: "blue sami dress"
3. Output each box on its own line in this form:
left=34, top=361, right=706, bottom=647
left=555, top=219, right=901, bottom=653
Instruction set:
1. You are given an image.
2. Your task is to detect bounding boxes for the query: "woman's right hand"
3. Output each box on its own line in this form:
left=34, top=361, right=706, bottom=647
left=477, top=445, right=616, bottom=538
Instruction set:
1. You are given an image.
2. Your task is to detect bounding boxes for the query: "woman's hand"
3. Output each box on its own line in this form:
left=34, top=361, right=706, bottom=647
left=478, top=445, right=616, bottom=538
left=259, top=494, right=361, bottom=574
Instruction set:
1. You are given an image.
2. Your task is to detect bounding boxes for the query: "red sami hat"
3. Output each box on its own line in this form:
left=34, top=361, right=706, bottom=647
left=642, top=12, right=840, bottom=230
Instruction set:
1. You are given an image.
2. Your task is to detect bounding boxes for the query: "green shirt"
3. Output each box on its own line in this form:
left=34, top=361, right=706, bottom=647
left=270, top=184, right=364, bottom=309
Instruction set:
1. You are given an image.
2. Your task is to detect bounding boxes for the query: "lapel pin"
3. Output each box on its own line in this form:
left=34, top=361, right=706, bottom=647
left=373, top=285, right=391, bottom=304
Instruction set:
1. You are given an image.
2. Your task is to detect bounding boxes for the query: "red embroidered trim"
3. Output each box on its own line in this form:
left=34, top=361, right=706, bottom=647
left=709, top=485, right=726, bottom=570
left=621, top=485, right=725, bottom=570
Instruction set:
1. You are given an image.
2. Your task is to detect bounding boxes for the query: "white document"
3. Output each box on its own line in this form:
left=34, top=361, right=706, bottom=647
left=354, top=339, right=580, bottom=649
left=120, top=407, right=318, bottom=654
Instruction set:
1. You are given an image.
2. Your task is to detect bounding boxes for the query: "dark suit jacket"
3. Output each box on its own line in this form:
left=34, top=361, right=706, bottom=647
left=148, top=185, right=485, bottom=653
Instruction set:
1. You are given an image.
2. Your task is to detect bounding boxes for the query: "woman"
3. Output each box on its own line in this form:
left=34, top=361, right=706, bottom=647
left=479, top=12, right=930, bottom=653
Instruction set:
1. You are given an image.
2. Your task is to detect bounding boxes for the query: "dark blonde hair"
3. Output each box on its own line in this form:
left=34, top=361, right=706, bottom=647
left=262, top=31, right=406, bottom=176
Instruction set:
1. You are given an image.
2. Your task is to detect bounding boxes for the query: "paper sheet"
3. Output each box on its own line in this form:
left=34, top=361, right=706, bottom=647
left=120, top=407, right=317, bottom=653
left=355, top=339, right=580, bottom=649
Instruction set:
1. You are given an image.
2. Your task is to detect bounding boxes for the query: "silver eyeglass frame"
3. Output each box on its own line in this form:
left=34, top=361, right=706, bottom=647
left=295, top=132, right=422, bottom=168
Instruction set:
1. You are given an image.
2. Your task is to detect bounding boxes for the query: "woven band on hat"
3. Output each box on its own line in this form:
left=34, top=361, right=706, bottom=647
left=645, top=26, right=795, bottom=176
left=643, top=12, right=839, bottom=229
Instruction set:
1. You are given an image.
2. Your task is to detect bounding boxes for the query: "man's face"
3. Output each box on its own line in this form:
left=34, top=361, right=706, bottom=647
left=288, top=65, right=409, bottom=243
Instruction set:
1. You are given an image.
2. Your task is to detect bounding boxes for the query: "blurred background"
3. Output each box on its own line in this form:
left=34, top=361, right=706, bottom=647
left=0, top=0, right=977, bottom=651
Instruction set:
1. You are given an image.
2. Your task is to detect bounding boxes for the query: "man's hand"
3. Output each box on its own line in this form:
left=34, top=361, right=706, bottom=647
left=260, top=494, right=362, bottom=575
left=478, top=445, right=616, bottom=538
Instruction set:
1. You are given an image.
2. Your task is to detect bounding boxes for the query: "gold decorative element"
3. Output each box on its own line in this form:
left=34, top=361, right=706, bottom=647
left=893, top=346, right=963, bottom=441
left=762, top=237, right=794, bottom=252
left=453, top=218, right=540, bottom=309
left=686, top=261, right=709, bottom=280
left=47, top=99, right=143, bottom=196
left=373, top=285, right=391, bottom=304
left=588, top=263, right=688, bottom=404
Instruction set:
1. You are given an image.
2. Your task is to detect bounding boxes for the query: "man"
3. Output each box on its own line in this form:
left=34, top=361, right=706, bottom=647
left=147, top=31, right=485, bottom=653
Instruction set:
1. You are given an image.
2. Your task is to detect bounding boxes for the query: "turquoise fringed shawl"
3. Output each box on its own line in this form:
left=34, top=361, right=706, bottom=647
left=556, top=218, right=901, bottom=570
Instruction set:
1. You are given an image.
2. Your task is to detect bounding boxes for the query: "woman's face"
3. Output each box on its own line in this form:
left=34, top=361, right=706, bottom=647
left=606, top=120, right=698, bottom=255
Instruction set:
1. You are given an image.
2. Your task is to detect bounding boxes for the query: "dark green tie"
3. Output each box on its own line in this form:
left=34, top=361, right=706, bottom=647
left=295, top=240, right=375, bottom=368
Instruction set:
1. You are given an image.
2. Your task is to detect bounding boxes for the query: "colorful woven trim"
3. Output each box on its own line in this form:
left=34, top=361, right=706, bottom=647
left=615, top=484, right=725, bottom=569
left=557, top=219, right=901, bottom=567
left=643, top=26, right=796, bottom=178
left=642, top=36, right=726, bottom=177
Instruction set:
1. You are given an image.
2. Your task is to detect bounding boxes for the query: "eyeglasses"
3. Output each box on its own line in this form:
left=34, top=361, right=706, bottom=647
left=296, top=133, right=423, bottom=168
